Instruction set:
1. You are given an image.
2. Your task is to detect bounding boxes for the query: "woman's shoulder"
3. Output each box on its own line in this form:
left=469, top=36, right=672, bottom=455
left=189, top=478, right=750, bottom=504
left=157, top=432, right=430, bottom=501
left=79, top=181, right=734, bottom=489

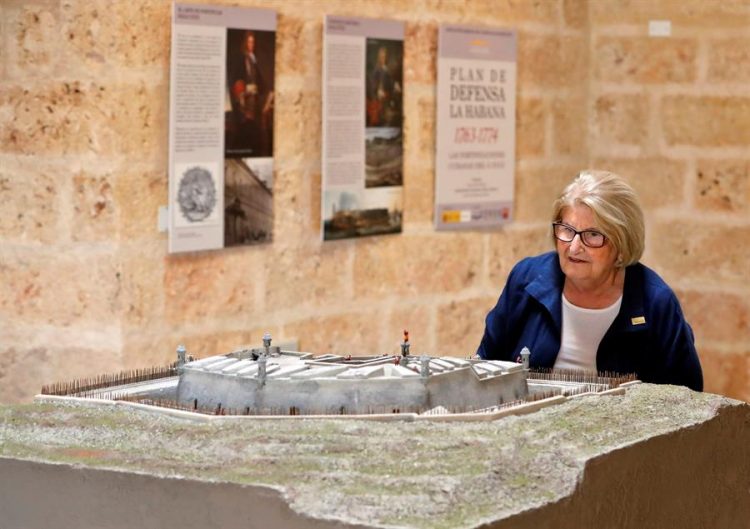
left=506, top=252, right=560, bottom=287
left=513, top=251, right=558, bottom=274
left=628, top=262, right=681, bottom=306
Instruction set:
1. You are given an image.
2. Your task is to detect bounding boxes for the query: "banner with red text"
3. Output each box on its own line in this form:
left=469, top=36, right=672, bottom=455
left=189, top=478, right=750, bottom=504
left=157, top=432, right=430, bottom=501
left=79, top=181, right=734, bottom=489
left=434, top=25, right=516, bottom=230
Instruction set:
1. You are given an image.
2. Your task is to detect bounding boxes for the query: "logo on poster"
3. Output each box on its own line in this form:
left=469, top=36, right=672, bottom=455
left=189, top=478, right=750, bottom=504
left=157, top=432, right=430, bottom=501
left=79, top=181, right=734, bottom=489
left=177, top=166, right=217, bottom=223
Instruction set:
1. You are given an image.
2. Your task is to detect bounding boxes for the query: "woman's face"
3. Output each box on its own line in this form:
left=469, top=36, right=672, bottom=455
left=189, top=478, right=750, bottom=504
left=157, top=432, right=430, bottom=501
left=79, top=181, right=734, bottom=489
left=378, top=48, right=387, bottom=66
left=556, top=204, right=619, bottom=289
left=245, top=34, right=255, bottom=54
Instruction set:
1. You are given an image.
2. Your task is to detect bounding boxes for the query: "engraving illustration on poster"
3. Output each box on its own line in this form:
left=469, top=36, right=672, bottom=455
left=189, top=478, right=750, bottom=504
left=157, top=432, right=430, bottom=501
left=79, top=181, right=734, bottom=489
left=168, top=3, right=276, bottom=253
left=322, top=15, right=404, bottom=241
left=434, top=25, right=517, bottom=230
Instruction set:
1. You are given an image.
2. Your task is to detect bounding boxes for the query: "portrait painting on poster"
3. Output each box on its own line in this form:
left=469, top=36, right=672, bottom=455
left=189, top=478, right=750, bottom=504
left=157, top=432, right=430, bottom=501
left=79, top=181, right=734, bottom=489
left=168, top=3, right=276, bottom=253
left=434, top=24, right=517, bottom=230
left=321, top=15, right=405, bottom=241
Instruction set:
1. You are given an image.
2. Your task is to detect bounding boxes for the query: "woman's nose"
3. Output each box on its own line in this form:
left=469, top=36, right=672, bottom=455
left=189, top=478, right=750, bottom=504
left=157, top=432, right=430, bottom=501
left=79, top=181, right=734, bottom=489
left=569, top=233, right=585, bottom=252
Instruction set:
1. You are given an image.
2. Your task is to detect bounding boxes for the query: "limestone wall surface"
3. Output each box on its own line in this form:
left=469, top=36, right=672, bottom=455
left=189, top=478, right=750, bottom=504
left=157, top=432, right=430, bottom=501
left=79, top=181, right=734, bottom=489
left=587, top=0, right=750, bottom=402
left=0, top=0, right=748, bottom=403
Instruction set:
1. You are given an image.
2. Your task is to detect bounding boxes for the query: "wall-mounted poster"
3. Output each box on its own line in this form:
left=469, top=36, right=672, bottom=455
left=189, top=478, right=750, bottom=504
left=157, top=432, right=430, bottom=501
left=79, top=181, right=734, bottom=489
left=434, top=25, right=517, bottom=230
left=322, top=16, right=404, bottom=241
left=168, top=3, right=276, bottom=253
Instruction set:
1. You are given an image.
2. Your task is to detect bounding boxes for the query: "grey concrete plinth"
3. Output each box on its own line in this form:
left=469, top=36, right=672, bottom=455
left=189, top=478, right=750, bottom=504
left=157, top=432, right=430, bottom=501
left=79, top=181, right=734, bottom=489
left=0, top=457, right=366, bottom=529
left=1, top=384, right=748, bottom=529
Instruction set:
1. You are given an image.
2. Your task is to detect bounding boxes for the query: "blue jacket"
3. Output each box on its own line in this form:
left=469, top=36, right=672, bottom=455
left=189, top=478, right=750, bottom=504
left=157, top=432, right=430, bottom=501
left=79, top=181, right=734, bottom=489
left=477, top=252, right=703, bottom=391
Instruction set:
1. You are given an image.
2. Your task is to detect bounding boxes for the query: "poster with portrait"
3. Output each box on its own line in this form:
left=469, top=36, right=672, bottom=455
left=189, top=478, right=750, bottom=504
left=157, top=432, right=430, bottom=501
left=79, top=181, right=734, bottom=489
left=434, top=24, right=517, bottom=230
left=322, top=16, right=404, bottom=241
left=168, top=3, right=276, bottom=253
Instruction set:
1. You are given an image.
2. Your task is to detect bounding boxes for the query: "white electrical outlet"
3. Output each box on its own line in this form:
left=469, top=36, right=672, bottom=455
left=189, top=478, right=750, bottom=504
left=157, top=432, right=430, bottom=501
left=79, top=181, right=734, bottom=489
left=158, top=206, right=169, bottom=232
left=648, top=20, right=671, bottom=37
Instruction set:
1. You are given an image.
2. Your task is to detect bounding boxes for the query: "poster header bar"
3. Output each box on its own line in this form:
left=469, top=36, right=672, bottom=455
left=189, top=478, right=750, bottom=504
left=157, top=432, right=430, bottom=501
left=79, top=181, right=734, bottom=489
left=326, top=15, right=404, bottom=40
left=439, top=24, right=516, bottom=62
left=174, top=3, right=276, bottom=30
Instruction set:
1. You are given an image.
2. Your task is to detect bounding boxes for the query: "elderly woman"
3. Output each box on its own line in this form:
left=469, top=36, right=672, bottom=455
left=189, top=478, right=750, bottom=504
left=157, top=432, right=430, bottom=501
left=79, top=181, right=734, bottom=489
left=477, top=171, right=703, bottom=391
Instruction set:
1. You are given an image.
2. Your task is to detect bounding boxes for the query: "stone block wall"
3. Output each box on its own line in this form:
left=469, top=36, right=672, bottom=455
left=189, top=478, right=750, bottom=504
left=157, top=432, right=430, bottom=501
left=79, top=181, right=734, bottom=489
left=588, top=0, right=750, bottom=402
left=0, top=0, right=747, bottom=403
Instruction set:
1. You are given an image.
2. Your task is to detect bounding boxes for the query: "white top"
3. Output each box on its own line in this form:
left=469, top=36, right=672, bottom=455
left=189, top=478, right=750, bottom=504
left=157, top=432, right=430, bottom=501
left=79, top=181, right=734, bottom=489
left=554, top=294, right=623, bottom=372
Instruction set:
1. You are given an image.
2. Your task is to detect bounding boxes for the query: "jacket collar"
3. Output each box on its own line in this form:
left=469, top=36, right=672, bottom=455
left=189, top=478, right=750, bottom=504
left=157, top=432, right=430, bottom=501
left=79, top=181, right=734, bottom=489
left=524, top=253, right=565, bottom=331
left=524, top=253, right=648, bottom=333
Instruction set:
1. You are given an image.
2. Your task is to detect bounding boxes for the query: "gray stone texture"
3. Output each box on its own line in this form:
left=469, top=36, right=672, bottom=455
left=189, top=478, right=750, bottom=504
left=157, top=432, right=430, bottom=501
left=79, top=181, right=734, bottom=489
left=1, top=384, right=747, bottom=528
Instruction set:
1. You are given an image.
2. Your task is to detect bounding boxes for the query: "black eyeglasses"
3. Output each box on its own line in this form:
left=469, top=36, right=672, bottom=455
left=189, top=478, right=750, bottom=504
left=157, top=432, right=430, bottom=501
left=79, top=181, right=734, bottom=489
left=552, top=222, right=607, bottom=248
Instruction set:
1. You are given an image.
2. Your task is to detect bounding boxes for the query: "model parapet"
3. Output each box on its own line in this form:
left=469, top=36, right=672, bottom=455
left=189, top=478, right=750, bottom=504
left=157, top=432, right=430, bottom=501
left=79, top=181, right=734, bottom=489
left=176, top=332, right=528, bottom=415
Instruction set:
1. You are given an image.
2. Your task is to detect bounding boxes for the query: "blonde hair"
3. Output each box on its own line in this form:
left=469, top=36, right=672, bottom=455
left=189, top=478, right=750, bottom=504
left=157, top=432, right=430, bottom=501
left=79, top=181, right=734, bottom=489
left=552, top=171, right=645, bottom=267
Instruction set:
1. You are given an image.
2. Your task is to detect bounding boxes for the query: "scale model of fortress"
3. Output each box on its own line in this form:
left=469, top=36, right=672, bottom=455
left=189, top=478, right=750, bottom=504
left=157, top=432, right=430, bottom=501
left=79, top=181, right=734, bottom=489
left=42, top=331, right=628, bottom=416
left=175, top=332, right=531, bottom=415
